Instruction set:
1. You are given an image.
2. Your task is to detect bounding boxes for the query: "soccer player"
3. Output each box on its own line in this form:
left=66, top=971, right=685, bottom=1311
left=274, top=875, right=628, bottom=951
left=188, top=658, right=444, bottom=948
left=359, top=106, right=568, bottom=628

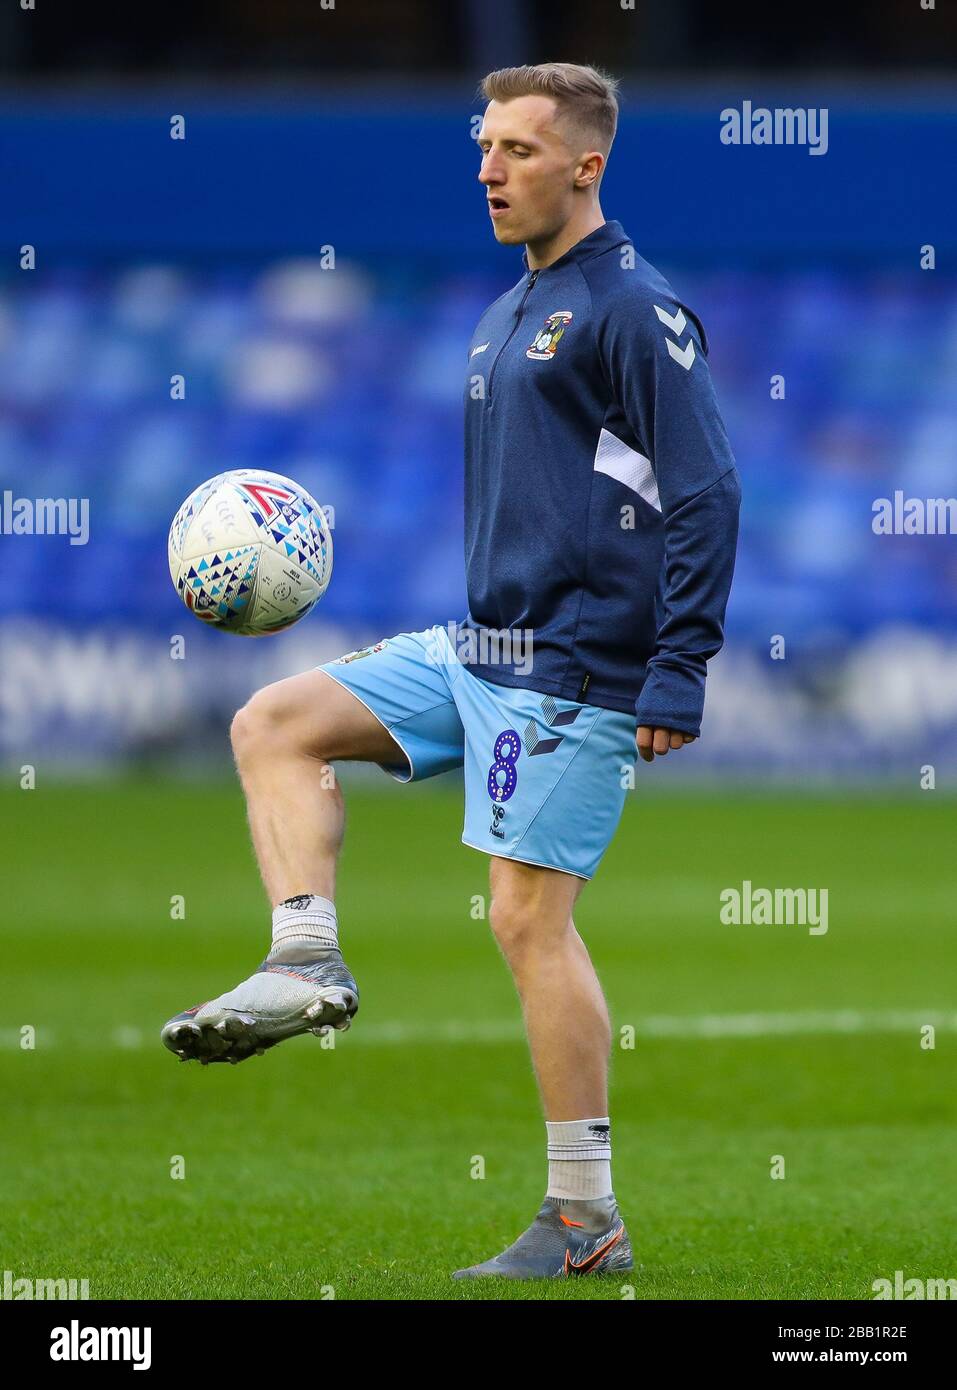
left=162, top=63, right=741, bottom=1280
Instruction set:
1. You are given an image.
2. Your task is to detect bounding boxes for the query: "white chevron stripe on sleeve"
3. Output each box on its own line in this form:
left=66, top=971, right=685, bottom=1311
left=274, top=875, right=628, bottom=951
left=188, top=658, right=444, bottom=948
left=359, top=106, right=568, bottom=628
left=666, top=336, right=696, bottom=370
left=654, top=304, right=687, bottom=336
left=593, top=428, right=661, bottom=512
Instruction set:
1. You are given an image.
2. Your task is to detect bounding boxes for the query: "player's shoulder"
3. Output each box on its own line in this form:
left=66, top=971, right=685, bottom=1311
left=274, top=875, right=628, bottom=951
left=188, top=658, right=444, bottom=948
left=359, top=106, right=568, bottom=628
left=580, top=242, right=709, bottom=353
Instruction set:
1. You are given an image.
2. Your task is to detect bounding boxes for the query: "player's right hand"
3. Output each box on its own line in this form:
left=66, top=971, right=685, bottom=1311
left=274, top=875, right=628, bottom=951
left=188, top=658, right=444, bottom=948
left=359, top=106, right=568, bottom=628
left=636, top=726, right=696, bottom=762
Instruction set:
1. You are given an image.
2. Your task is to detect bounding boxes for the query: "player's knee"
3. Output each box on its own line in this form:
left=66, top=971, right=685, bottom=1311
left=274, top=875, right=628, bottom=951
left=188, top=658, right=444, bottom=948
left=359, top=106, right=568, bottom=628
left=230, top=684, right=292, bottom=764
left=488, top=898, right=521, bottom=956
left=488, top=894, right=565, bottom=959
left=231, top=679, right=337, bottom=767
left=230, top=698, right=262, bottom=766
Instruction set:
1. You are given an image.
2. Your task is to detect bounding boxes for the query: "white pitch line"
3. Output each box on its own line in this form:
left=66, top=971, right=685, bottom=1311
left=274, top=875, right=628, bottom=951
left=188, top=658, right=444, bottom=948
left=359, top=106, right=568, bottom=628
left=633, top=1008, right=957, bottom=1039
left=348, top=1009, right=955, bottom=1045
left=0, top=1009, right=952, bottom=1053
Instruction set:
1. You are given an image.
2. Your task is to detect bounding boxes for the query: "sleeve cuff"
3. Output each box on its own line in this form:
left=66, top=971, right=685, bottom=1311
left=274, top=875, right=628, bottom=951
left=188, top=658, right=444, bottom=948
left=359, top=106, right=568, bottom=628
left=635, top=666, right=706, bottom=737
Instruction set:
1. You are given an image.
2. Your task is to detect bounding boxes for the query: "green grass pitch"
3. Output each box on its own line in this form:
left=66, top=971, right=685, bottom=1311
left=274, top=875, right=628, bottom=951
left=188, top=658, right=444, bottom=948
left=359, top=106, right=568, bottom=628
left=1, top=777, right=954, bottom=1300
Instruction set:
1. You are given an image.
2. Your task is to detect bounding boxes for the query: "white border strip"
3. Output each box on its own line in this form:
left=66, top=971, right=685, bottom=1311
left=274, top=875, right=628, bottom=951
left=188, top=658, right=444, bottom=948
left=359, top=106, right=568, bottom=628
left=593, top=428, right=661, bottom=512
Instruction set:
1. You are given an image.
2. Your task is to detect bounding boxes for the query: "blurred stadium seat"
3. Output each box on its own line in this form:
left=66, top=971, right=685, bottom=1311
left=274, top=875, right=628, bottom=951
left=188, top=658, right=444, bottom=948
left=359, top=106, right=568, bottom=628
left=2, top=256, right=956, bottom=636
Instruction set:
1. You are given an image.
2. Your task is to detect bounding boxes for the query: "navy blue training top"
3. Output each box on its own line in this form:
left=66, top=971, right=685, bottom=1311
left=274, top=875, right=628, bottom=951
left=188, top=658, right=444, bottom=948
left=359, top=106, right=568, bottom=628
left=461, top=218, right=741, bottom=737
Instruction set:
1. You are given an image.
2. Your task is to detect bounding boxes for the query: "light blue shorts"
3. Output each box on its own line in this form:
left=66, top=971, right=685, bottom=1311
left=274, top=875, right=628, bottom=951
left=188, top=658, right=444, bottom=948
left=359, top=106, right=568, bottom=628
left=319, top=625, right=637, bottom=880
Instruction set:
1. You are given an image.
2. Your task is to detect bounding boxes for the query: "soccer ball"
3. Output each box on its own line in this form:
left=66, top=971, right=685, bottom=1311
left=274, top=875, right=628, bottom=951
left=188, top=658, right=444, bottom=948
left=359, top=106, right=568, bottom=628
left=168, top=469, right=333, bottom=636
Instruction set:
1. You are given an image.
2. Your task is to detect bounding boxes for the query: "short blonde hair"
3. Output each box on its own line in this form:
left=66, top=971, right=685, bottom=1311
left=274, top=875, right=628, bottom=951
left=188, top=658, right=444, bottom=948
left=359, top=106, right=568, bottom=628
left=480, top=62, right=619, bottom=157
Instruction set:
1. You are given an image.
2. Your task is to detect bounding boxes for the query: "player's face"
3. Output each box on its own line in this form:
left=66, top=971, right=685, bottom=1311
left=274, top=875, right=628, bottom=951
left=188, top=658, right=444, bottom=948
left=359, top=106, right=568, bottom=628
left=477, top=96, right=585, bottom=247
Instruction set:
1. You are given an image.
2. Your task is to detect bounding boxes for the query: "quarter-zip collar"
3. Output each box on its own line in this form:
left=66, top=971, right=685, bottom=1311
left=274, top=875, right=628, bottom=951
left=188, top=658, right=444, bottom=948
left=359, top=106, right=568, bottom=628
left=521, top=219, right=629, bottom=276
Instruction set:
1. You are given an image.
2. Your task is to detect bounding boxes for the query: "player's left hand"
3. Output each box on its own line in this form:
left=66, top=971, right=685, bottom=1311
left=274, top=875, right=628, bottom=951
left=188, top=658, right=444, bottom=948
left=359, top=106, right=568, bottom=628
left=636, top=726, right=696, bottom=762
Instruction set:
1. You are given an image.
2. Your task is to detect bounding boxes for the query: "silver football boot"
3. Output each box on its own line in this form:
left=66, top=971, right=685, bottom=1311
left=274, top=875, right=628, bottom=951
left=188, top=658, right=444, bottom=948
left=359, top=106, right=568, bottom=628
left=453, top=1195, right=633, bottom=1280
left=161, top=943, right=358, bottom=1064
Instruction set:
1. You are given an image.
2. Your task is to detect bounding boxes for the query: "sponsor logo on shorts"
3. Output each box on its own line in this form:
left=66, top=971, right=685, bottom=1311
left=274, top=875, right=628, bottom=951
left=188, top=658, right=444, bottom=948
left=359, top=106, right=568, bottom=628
left=524, top=697, right=584, bottom=756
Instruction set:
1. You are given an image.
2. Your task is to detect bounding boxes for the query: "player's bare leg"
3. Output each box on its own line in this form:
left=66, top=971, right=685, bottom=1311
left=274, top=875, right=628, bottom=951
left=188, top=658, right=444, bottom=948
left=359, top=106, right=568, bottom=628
left=486, top=857, right=607, bottom=1118
left=230, top=669, right=401, bottom=904
left=161, top=671, right=402, bottom=1064
left=454, top=856, right=632, bottom=1278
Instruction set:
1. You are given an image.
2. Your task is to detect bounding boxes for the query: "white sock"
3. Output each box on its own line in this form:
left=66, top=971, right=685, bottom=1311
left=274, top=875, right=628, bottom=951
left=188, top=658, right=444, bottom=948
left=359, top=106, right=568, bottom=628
left=270, top=895, right=338, bottom=954
left=546, top=1117, right=613, bottom=1201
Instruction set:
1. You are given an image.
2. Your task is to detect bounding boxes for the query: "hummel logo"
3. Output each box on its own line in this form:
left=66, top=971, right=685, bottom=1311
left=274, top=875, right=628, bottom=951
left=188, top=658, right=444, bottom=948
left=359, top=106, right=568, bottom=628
left=654, top=304, right=696, bottom=370
left=666, top=338, right=696, bottom=369
left=654, top=304, right=686, bottom=336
